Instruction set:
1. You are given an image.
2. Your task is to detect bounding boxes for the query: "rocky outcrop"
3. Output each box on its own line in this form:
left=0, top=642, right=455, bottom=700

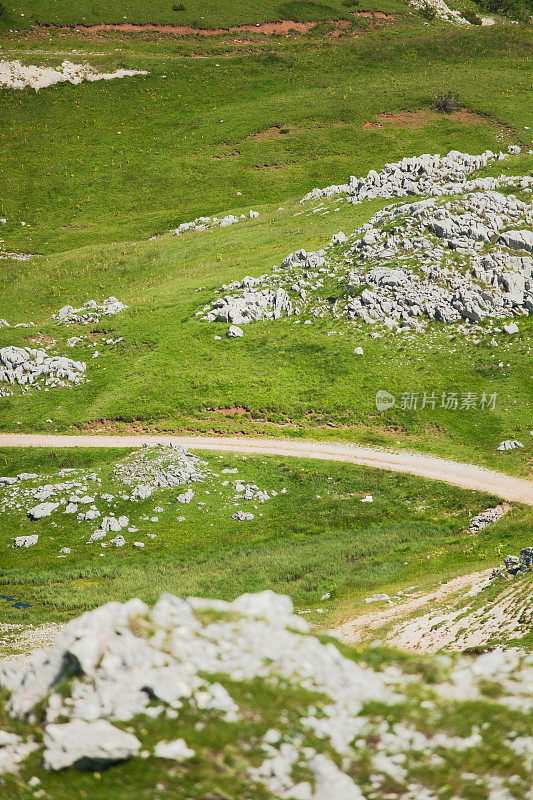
left=0, top=346, right=86, bottom=389
left=491, top=546, right=533, bottom=579
left=0, top=591, right=531, bottom=799
left=300, top=149, right=506, bottom=204
left=203, top=176, right=533, bottom=331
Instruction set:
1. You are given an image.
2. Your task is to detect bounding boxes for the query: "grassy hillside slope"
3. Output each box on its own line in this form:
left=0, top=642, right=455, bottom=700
left=1, top=26, right=531, bottom=254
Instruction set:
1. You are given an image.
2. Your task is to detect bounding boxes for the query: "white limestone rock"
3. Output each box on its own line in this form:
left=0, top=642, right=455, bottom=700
left=227, top=325, right=244, bottom=338
left=14, top=535, right=38, bottom=548
left=28, top=502, right=59, bottom=519
left=43, top=720, right=140, bottom=771
left=154, top=738, right=195, bottom=761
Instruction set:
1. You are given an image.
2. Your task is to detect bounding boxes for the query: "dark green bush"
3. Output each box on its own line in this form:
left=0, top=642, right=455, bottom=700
left=432, top=92, right=459, bottom=113
left=419, top=3, right=437, bottom=20
left=342, top=0, right=360, bottom=7
left=474, top=0, right=532, bottom=19
left=172, top=3, right=186, bottom=10
left=462, top=7, right=483, bottom=22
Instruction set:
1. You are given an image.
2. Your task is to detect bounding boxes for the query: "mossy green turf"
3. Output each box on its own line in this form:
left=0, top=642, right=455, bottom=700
left=0, top=447, right=531, bottom=627
left=0, top=24, right=532, bottom=468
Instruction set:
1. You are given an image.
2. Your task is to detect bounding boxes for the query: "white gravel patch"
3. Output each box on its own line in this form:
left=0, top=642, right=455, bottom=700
left=0, top=60, right=148, bottom=91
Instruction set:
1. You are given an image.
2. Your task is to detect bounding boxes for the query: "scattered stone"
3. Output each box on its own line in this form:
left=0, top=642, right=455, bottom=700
left=14, top=535, right=38, bottom=548
left=28, top=502, right=59, bottom=520
left=496, top=440, right=524, bottom=451
left=232, top=510, right=254, bottom=521
left=227, top=325, right=244, bottom=338
left=171, top=210, right=259, bottom=237
left=365, top=593, right=390, bottom=603
left=154, top=738, right=195, bottom=761
left=53, top=297, right=127, bottom=326
left=469, top=504, right=509, bottom=532
left=177, top=488, right=194, bottom=504
left=132, top=484, right=152, bottom=501
left=490, top=546, right=533, bottom=580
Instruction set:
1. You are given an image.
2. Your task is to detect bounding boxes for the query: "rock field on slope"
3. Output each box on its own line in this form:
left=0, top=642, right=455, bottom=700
left=0, top=445, right=284, bottom=557
left=203, top=151, right=532, bottom=332
left=0, top=298, right=127, bottom=397
left=0, top=590, right=531, bottom=799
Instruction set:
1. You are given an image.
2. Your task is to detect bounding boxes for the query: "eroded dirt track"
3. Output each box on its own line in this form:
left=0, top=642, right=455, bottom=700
left=0, top=434, right=532, bottom=503
left=23, top=15, right=393, bottom=38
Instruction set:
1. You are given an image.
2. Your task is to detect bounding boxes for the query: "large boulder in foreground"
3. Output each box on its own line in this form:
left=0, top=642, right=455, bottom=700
left=0, top=590, right=531, bottom=798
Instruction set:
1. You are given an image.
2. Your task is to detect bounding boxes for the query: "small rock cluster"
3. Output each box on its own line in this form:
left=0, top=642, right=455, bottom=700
left=171, top=209, right=259, bottom=236
left=469, top=503, right=509, bottom=532
left=0, top=591, right=531, bottom=799
left=300, top=149, right=508, bottom=204
left=497, top=439, right=524, bottom=451
left=203, top=287, right=293, bottom=325
left=0, top=345, right=86, bottom=394
left=491, top=547, right=533, bottom=580
left=113, top=443, right=206, bottom=489
left=52, top=297, right=127, bottom=325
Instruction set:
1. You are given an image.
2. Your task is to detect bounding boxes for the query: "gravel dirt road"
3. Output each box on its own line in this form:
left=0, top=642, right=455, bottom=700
left=0, top=434, right=531, bottom=504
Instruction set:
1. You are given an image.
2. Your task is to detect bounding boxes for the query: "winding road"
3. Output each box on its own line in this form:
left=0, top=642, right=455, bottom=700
left=1, top=434, right=532, bottom=504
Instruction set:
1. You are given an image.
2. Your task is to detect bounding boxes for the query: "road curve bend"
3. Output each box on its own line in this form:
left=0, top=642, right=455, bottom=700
left=1, top=433, right=531, bottom=504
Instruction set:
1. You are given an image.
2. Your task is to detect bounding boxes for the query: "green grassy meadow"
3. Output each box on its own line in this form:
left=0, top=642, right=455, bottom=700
left=0, top=446, right=531, bottom=628
left=1, top=25, right=531, bottom=255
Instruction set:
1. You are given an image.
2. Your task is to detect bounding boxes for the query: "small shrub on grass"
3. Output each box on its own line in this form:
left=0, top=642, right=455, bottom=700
left=462, top=8, right=483, bottom=22
left=475, top=0, right=532, bottom=20
left=172, top=3, right=186, bottom=10
left=419, top=3, right=437, bottom=19
left=0, top=3, right=6, bottom=16
left=342, top=0, right=360, bottom=7
left=432, top=92, right=459, bottom=114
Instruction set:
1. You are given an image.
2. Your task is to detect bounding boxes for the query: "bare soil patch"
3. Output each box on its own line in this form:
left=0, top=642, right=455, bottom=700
left=363, top=108, right=491, bottom=130
left=212, top=148, right=242, bottom=159
left=25, top=14, right=394, bottom=40
left=212, top=406, right=251, bottom=417
left=247, top=125, right=297, bottom=141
